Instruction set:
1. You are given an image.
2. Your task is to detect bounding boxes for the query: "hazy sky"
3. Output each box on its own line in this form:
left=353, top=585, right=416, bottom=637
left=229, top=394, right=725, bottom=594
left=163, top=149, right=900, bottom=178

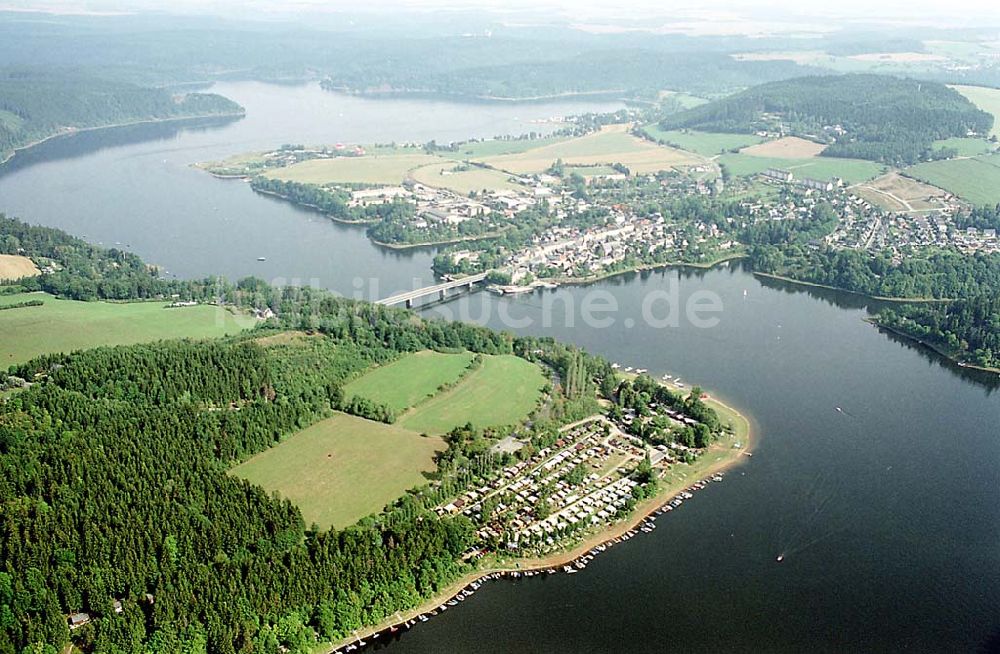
left=3, top=0, right=1000, bottom=29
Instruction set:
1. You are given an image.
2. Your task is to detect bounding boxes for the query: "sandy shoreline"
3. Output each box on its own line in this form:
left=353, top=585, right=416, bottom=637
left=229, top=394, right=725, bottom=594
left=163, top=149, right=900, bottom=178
left=321, top=390, right=753, bottom=653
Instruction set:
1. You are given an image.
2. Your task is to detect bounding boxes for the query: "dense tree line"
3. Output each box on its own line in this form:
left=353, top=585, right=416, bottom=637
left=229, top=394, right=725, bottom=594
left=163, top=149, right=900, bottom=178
left=250, top=177, right=415, bottom=225
left=740, top=201, right=840, bottom=246
left=0, top=70, right=242, bottom=159
left=0, top=336, right=479, bottom=654
left=954, top=204, right=1000, bottom=232
left=748, top=245, right=1000, bottom=299
left=660, top=74, right=994, bottom=165
left=0, top=214, right=233, bottom=302
left=322, top=50, right=814, bottom=100
left=610, top=375, right=721, bottom=449
left=876, top=295, right=1000, bottom=369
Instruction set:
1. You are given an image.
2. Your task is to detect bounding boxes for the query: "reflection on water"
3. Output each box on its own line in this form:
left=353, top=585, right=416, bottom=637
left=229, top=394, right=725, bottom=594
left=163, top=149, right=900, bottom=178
left=0, top=116, right=243, bottom=176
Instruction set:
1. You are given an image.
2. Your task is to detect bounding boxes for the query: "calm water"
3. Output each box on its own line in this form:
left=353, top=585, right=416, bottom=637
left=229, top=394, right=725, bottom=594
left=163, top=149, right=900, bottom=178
left=0, top=81, right=622, bottom=297
left=2, top=84, right=998, bottom=653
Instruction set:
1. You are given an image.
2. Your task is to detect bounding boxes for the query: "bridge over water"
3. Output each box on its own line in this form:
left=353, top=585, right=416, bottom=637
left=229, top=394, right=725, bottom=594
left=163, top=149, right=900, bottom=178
left=375, top=272, right=488, bottom=308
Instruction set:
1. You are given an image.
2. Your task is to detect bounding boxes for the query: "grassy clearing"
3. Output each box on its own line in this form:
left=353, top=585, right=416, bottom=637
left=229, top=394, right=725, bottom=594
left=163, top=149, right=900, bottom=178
left=400, top=354, right=546, bottom=435
left=657, top=90, right=709, bottom=109
left=740, top=136, right=827, bottom=159
left=0, top=255, right=40, bottom=281
left=264, top=153, right=440, bottom=185
left=0, top=292, right=247, bottom=367
left=932, top=137, right=996, bottom=157
left=716, top=152, right=886, bottom=183
left=478, top=124, right=701, bottom=175
left=410, top=162, right=524, bottom=194
left=640, top=125, right=763, bottom=156
left=344, top=350, right=476, bottom=413
left=905, top=154, right=1000, bottom=205
left=230, top=412, right=443, bottom=529
left=951, top=85, right=1000, bottom=138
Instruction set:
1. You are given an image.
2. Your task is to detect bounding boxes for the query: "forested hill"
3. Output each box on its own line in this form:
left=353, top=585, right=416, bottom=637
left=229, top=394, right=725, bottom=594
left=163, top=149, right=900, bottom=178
left=0, top=71, right=243, bottom=160
left=660, top=74, right=994, bottom=165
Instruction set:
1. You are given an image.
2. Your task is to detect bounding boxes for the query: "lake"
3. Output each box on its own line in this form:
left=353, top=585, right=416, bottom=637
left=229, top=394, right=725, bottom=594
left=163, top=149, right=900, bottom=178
left=1, top=82, right=998, bottom=653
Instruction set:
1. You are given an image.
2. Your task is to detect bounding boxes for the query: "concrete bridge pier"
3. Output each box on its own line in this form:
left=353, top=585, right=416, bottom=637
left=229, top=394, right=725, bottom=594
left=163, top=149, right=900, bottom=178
left=439, top=289, right=447, bottom=301
left=405, top=298, right=413, bottom=309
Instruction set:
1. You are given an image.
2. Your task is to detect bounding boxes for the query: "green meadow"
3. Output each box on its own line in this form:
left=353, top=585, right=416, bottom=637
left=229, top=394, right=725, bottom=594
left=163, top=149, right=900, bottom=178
left=641, top=125, right=764, bottom=156
left=399, top=354, right=546, bottom=435
left=716, top=153, right=887, bottom=183
left=230, top=412, right=443, bottom=529
left=0, top=292, right=247, bottom=367
left=343, top=350, right=475, bottom=413
left=905, top=154, right=1000, bottom=206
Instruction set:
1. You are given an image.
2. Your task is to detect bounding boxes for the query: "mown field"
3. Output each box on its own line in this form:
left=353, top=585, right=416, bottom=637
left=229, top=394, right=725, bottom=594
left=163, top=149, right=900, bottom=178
left=264, top=153, right=440, bottom=185
left=905, top=154, right=1000, bottom=206
left=343, top=350, right=475, bottom=413
left=0, top=254, right=39, bottom=281
left=477, top=124, right=702, bottom=175
left=951, top=85, right=1000, bottom=138
left=716, top=152, right=887, bottom=183
left=410, top=162, right=524, bottom=194
left=640, top=125, right=763, bottom=156
left=230, top=412, right=443, bottom=529
left=399, top=354, right=546, bottom=435
left=0, top=292, right=248, bottom=366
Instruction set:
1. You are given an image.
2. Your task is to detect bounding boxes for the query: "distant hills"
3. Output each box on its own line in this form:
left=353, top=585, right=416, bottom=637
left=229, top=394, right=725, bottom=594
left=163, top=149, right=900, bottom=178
left=659, top=74, right=995, bottom=166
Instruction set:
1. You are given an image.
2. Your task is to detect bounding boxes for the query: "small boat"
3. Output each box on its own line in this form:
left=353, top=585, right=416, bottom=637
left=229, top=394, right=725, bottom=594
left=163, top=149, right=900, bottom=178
left=776, top=554, right=784, bottom=562
left=256, top=256, right=267, bottom=262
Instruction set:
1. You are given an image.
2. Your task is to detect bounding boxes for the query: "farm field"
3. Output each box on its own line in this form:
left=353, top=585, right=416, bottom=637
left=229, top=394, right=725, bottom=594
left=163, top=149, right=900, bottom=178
left=264, top=153, right=440, bottom=185
left=905, top=154, right=1000, bottom=205
left=442, top=135, right=570, bottom=159
left=477, top=124, right=702, bottom=175
left=0, top=292, right=248, bottom=366
left=716, top=152, right=886, bottom=183
left=343, top=350, right=476, bottom=413
left=853, top=172, right=954, bottom=213
left=0, top=254, right=39, bottom=281
left=230, top=412, right=443, bottom=529
left=410, top=162, right=524, bottom=194
left=399, top=354, right=546, bottom=435
left=951, top=85, right=1000, bottom=138
left=640, top=126, right=763, bottom=156
left=740, top=136, right=827, bottom=158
